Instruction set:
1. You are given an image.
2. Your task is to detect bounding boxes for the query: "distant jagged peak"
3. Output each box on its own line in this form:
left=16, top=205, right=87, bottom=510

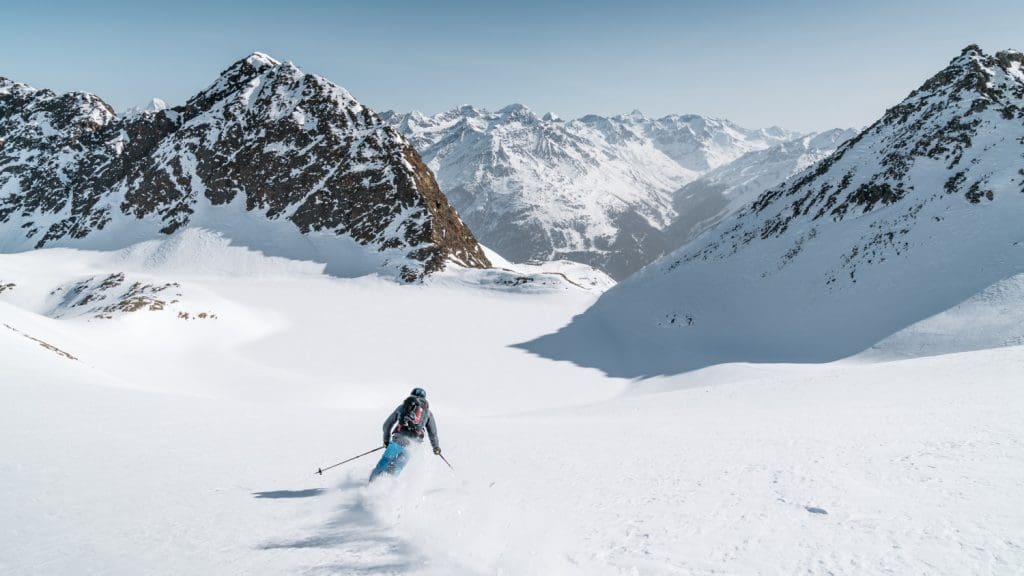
left=649, top=112, right=715, bottom=126
left=498, top=102, right=529, bottom=113
left=404, top=105, right=793, bottom=144
left=496, top=102, right=538, bottom=121
left=145, top=97, right=167, bottom=112
left=622, top=109, right=647, bottom=122
left=120, top=97, right=169, bottom=119
left=455, top=103, right=482, bottom=117
left=644, top=113, right=800, bottom=143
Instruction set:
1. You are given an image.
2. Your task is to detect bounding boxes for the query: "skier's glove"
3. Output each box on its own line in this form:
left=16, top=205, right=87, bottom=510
left=433, top=446, right=442, bottom=455
left=384, top=440, right=390, bottom=448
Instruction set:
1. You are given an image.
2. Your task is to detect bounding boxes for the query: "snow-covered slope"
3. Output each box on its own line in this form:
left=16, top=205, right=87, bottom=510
left=866, top=272, right=1024, bottom=358
left=524, top=45, right=1024, bottom=377
left=0, top=53, right=489, bottom=281
left=384, top=106, right=797, bottom=279
left=665, top=128, right=857, bottom=246
left=2, top=245, right=1023, bottom=575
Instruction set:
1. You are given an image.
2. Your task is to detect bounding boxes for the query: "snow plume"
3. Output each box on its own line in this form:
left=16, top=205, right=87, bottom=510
left=315, top=448, right=583, bottom=575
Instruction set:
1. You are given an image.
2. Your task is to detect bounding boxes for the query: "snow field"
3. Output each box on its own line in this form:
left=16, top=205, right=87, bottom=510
left=1, top=243, right=1023, bottom=574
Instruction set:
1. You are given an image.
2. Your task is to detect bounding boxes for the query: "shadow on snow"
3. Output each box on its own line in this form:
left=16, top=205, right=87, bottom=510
left=255, top=475, right=424, bottom=574
left=252, top=488, right=326, bottom=499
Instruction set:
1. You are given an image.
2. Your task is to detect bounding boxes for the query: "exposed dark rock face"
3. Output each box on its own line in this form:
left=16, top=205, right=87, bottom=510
left=682, top=45, right=1024, bottom=274
left=0, top=81, right=120, bottom=243
left=0, top=53, right=489, bottom=280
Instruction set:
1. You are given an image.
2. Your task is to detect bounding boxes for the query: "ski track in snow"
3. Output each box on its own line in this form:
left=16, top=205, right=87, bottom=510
left=1, top=246, right=1023, bottom=575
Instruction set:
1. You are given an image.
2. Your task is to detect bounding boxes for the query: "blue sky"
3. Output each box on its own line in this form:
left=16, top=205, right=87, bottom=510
left=2, top=0, right=1021, bottom=132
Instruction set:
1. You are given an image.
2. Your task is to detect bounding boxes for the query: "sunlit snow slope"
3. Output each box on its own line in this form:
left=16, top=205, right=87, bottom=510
left=1, top=243, right=1022, bottom=575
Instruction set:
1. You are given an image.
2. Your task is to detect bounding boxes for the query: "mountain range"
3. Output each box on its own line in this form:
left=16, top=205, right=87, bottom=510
left=384, top=106, right=818, bottom=278
left=3, top=52, right=863, bottom=284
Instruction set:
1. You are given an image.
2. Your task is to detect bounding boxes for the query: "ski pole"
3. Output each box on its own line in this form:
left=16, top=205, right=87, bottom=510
left=316, top=446, right=384, bottom=476
left=438, top=453, right=454, bottom=471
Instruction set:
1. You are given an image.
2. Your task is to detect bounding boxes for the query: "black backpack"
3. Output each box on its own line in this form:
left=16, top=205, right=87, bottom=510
left=398, top=396, right=428, bottom=437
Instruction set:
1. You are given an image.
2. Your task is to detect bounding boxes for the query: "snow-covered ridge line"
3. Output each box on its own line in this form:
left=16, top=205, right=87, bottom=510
left=0, top=52, right=490, bottom=282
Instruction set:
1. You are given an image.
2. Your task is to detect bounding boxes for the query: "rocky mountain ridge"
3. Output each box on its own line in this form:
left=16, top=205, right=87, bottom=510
left=0, top=52, right=489, bottom=281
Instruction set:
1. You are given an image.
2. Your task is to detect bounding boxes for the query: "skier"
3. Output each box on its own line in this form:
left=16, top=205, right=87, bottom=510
left=369, top=387, right=441, bottom=482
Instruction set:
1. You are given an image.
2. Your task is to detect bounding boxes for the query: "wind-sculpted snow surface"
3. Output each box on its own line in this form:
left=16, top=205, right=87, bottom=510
left=0, top=53, right=489, bottom=281
left=523, top=45, right=1024, bottom=377
left=385, top=106, right=797, bottom=278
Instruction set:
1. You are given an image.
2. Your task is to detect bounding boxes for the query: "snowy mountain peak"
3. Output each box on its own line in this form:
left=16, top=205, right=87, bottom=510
left=454, top=104, right=481, bottom=117
left=145, top=97, right=167, bottom=112
left=0, top=54, right=490, bottom=281
left=626, top=109, right=646, bottom=121
left=121, top=97, right=169, bottom=119
left=244, top=51, right=281, bottom=69
left=912, top=44, right=1024, bottom=103
left=497, top=103, right=537, bottom=121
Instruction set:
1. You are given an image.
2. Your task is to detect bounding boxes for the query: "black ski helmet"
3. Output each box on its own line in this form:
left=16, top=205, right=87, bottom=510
left=410, top=387, right=427, bottom=399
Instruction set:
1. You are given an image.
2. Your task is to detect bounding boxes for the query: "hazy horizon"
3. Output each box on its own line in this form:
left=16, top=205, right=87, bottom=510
left=3, top=0, right=1022, bottom=132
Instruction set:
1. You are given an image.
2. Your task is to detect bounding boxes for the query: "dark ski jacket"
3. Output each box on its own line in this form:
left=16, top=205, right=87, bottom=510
left=383, top=404, right=439, bottom=450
